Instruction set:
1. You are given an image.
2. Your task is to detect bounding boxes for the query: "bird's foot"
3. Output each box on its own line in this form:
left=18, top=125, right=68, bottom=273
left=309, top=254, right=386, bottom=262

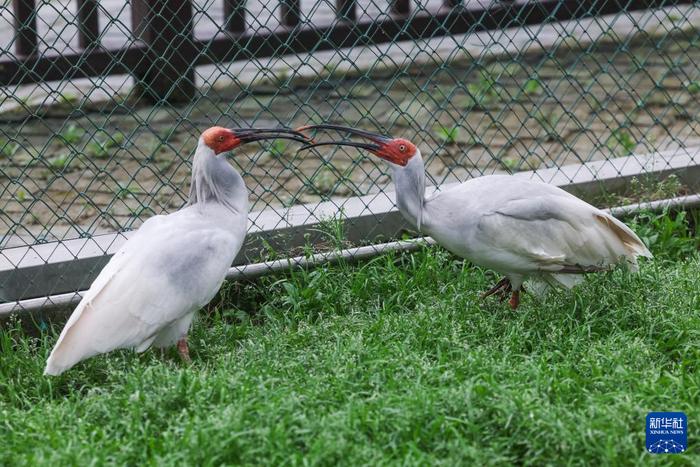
left=509, top=290, right=520, bottom=310
left=482, top=277, right=521, bottom=309
left=481, top=277, right=511, bottom=299
left=177, top=338, right=192, bottom=363
left=498, top=283, right=513, bottom=303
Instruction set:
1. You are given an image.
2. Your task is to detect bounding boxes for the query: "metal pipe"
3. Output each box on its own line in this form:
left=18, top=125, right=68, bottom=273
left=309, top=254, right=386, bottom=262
left=606, top=194, right=700, bottom=217
left=1, top=193, right=698, bottom=317
left=0, top=238, right=435, bottom=317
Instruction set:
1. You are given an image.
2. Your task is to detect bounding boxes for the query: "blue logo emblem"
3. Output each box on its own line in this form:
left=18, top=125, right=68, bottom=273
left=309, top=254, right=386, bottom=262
left=646, top=412, right=687, bottom=454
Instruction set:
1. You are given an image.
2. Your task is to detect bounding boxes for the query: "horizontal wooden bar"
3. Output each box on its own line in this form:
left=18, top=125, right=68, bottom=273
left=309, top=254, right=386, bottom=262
left=198, top=0, right=695, bottom=66
left=0, top=46, right=149, bottom=86
left=2, top=0, right=693, bottom=86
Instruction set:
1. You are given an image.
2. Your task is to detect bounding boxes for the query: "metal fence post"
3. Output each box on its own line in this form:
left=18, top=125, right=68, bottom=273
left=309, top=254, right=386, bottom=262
left=131, top=0, right=197, bottom=103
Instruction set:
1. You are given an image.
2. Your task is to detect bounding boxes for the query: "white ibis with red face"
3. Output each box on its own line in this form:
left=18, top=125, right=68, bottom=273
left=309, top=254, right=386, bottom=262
left=299, top=124, right=651, bottom=310
left=44, top=127, right=309, bottom=375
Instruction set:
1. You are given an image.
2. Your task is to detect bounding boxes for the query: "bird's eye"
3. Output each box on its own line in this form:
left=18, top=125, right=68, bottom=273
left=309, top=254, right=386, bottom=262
left=399, top=144, right=406, bottom=152
left=217, top=135, right=225, bottom=142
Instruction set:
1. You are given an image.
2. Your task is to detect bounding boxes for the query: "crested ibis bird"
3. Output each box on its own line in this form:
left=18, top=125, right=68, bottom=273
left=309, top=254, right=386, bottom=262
left=298, top=124, right=651, bottom=310
left=44, top=127, right=309, bottom=375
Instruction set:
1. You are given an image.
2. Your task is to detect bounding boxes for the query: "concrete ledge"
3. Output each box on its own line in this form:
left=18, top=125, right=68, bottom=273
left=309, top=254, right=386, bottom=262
left=1, top=146, right=699, bottom=303
left=7, top=192, right=700, bottom=318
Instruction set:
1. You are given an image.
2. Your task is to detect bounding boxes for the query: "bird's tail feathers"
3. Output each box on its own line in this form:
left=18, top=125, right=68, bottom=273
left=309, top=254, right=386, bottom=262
left=526, top=272, right=585, bottom=296
left=594, top=213, right=652, bottom=260
left=524, top=278, right=551, bottom=297
left=548, top=273, right=585, bottom=289
left=44, top=351, right=83, bottom=376
left=43, top=361, right=64, bottom=376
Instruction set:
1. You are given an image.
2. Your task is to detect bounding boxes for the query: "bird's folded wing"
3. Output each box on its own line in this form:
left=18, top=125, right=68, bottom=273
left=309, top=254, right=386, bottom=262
left=49, top=215, right=181, bottom=355
left=48, top=214, right=238, bottom=363
left=54, top=215, right=167, bottom=341
left=476, top=196, right=645, bottom=272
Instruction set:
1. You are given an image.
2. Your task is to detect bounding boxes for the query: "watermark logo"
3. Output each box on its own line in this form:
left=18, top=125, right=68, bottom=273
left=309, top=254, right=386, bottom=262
left=646, top=412, right=687, bottom=454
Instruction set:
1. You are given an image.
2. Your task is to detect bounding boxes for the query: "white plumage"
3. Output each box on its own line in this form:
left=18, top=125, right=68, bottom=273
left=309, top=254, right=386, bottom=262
left=420, top=173, right=652, bottom=294
left=300, top=124, right=651, bottom=309
left=45, top=127, right=306, bottom=375
left=44, top=205, right=245, bottom=375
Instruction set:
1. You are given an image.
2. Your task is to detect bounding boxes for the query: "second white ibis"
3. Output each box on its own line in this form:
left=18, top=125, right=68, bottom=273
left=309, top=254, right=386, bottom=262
left=299, top=124, right=651, bottom=309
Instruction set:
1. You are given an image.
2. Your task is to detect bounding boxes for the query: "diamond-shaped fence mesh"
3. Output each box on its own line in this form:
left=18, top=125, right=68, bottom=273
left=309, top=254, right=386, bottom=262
left=1, top=0, right=699, bottom=313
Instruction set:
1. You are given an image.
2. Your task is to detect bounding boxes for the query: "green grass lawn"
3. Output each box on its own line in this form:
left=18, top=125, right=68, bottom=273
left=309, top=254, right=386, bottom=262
left=1, top=210, right=699, bottom=465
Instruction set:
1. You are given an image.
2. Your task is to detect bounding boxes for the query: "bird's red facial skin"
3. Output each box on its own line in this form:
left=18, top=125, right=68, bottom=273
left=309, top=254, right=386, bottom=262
left=374, top=138, right=417, bottom=166
left=202, top=127, right=241, bottom=154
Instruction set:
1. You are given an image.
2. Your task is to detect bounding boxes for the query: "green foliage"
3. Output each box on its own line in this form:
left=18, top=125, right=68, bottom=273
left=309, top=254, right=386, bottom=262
left=666, top=13, right=681, bottom=23
left=48, top=153, right=71, bottom=170
left=268, top=140, right=288, bottom=158
left=312, top=211, right=347, bottom=252
left=686, top=81, right=700, bottom=94
left=115, top=183, right=144, bottom=200
left=533, top=110, right=558, bottom=141
left=592, top=174, right=686, bottom=207
left=628, top=175, right=684, bottom=202
left=275, top=70, right=290, bottom=87
left=628, top=208, right=699, bottom=261
left=0, top=139, right=19, bottom=158
left=0, top=214, right=698, bottom=464
left=607, top=129, right=636, bottom=155
left=158, top=127, right=177, bottom=140
left=434, top=125, right=460, bottom=145
left=500, top=156, right=519, bottom=172
left=87, top=131, right=124, bottom=159
left=309, top=167, right=337, bottom=196
left=87, top=141, right=110, bottom=159
left=58, top=92, right=78, bottom=105
left=522, top=78, right=542, bottom=95
left=59, top=124, right=84, bottom=145
left=465, top=71, right=499, bottom=108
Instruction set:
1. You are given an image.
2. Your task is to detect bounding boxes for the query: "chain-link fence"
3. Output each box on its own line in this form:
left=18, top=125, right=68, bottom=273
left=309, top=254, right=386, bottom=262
left=1, top=0, right=699, bottom=312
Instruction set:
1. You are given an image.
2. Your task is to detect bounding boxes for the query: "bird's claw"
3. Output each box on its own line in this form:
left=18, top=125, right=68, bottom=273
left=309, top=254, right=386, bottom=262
left=480, top=277, right=510, bottom=299
left=177, top=338, right=192, bottom=364
left=497, top=286, right=512, bottom=303
left=481, top=277, right=521, bottom=310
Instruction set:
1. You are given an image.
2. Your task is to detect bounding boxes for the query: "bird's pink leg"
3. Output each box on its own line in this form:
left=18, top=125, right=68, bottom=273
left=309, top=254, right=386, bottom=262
left=177, top=337, right=192, bottom=363
left=509, top=290, right=520, bottom=310
left=498, top=282, right=513, bottom=303
left=481, top=277, right=511, bottom=299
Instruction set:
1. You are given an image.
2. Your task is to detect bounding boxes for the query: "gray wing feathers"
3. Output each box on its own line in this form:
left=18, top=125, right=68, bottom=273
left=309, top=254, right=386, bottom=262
left=478, top=194, right=651, bottom=273
left=44, top=211, right=241, bottom=375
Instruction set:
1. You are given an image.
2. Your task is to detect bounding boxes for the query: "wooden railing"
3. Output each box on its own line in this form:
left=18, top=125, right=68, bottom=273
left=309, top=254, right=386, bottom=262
left=1, top=0, right=692, bottom=102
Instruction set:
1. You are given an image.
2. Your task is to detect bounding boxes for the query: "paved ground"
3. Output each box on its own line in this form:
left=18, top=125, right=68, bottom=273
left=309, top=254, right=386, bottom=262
left=1, top=5, right=699, bottom=248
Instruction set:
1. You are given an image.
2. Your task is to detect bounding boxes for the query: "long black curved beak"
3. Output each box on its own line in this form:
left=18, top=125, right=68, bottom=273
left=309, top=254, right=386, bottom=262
left=297, top=124, right=391, bottom=144
left=234, top=128, right=311, bottom=145
left=299, top=140, right=381, bottom=154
